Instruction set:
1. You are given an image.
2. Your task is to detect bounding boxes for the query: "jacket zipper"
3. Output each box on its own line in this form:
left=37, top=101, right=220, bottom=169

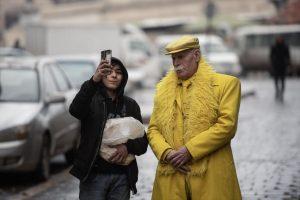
left=82, top=101, right=107, bottom=182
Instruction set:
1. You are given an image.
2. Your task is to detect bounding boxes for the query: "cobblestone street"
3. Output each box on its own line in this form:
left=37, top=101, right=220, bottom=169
left=232, top=78, right=300, bottom=200
left=15, top=78, right=300, bottom=200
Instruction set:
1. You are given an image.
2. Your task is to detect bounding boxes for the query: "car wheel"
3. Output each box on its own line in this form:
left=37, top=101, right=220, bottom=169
left=35, top=136, right=50, bottom=181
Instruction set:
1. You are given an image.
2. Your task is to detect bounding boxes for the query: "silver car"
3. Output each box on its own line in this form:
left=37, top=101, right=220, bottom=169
left=0, top=57, right=79, bottom=180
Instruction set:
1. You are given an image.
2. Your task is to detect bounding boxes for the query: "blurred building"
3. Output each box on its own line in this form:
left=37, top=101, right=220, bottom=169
left=32, top=0, right=277, bottom=38
left=0, top=0, right=28, bottom=45
left=3, top=0, right=297, bottom=46
left=277, top=0, right=300, bottom=24
left=33, top=0, right=276, bottom=26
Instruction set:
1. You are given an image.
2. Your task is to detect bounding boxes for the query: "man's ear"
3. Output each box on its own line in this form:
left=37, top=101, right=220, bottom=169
left=193, top=49, right=201, bottom=62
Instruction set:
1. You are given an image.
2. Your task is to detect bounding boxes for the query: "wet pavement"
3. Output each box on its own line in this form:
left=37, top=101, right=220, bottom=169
left=4, top=78, right=300, bottom=200
left=232, top=78, right=300, bottom=200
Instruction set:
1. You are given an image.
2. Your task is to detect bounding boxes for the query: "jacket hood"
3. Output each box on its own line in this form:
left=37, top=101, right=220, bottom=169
left=99, top=57, right=128, bottom=99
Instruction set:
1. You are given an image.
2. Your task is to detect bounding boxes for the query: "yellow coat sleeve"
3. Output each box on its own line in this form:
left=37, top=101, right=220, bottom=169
left=185, top=77, right=241, bottom=160
left=147, top=102, right=173, bottom=161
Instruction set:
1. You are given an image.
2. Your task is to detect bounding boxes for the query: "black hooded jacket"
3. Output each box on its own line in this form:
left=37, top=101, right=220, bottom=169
left=69, top=57, right=148, bottom=193
left=270, top=42, right=290, bottom=74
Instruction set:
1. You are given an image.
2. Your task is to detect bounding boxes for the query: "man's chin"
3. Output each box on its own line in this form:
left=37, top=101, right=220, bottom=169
left=176, top=71, right=187, bottom=79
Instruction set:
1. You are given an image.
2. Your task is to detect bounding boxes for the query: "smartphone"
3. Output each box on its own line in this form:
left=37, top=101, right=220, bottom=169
left=101, top=49, right=112, bottom=65
left=101, top=49, right=112, bottom=75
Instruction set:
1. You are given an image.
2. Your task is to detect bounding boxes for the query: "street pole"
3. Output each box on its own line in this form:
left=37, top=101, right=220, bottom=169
left=0, top=0, right=5, bottom=46
left=204, top=0, right=216, bottom=34
left=204, top=0, right=217, bottom=57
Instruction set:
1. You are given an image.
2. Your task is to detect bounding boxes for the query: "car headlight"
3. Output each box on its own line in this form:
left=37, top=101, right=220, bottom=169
left=0, top=125, right=29, bottom=142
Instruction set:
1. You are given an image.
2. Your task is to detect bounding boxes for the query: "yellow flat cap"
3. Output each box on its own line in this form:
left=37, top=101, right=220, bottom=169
left=165, top=35, right=200, bottom=55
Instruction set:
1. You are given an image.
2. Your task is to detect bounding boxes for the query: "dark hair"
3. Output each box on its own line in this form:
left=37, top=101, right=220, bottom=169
left=111, top=57, right=127, bottom=76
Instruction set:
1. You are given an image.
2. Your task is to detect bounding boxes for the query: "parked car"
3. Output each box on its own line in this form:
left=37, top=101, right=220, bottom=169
left=0, top=57, right=79, bottom=180
left=155, top=34, right=241, bottom=77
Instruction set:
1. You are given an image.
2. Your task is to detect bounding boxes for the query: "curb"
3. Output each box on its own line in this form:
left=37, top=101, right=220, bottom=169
left=9, top=167, right=72, bottom=200
left=241, top=89, right=256, bottom=99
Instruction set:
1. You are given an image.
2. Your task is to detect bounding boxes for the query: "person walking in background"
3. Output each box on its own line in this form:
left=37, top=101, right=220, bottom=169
left=147, top=35, right=242, bottom=200
left=270, top=36, right=290, bottom=101
left=13, top=38, right=24, bottom=50
left=69, top=56, right=148, bottom=200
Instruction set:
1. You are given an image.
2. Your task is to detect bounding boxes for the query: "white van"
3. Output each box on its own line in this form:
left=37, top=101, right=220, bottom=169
left=25, top=22, right=160, bottom=89
left=155, top=34, right=241, bottom=77
left=235, top=24, right=300, bottom=75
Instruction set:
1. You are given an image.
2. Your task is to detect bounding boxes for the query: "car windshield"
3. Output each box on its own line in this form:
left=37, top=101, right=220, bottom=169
left=58, top=61, right=95, bottom=88
left=130, top=40, right=152, bottom=56
left=0, top=68, right=39, bottom=102
left=202, top=43, right=230, bottom=54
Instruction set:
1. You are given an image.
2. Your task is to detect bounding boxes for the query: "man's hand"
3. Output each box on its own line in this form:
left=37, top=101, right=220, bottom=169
left=176, top=165, right=191, bottom=174
left=165, top=148, right=192, bottom=174
left=167, top=146, right=192, bottom=168
left=92, top=60, right=111, bottom=82
left=108, top=144, right=128, bottom=164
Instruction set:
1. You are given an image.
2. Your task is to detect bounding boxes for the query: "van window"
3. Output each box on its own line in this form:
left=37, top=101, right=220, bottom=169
left=245, top=32, right=300, bottom=48
left=245, top=34, right=274, bottom=48
left=283, top=33, right=300, bottom=46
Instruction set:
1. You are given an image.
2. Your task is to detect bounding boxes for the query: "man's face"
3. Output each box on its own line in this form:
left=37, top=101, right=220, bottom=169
left=102, top=64, right=123, bottom=91
left=276, top=36, right=283, bottom=44
left=171, top=49, right=200, bottom=80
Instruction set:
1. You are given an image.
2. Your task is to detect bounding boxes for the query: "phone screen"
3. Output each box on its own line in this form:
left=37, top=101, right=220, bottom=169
left=101, top=50, right=112, bottom=65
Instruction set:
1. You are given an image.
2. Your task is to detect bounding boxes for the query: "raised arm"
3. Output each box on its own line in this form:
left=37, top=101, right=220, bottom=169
left=69, top=60, right=110, bottom=120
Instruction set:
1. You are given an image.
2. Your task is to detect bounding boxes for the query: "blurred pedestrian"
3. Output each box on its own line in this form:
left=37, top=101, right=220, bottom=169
left=270, top=36, right=290, bottom=101
left=13, top=39, right=23, bottom=49
left=69, top=57, right=148, bottom=200
left=147, top=35, right=242, bottom=200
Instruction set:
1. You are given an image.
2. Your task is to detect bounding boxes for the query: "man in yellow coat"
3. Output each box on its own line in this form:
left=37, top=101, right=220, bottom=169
left=147, top=35, right=242, bottom=200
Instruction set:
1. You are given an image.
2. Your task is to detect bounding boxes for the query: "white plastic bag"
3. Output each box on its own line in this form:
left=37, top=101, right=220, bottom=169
left=100, top=117, right=145, bottom=165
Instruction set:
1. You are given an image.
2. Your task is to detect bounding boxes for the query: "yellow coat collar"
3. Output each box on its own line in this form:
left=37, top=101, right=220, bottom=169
left=154, top=58, right=219, bottom=146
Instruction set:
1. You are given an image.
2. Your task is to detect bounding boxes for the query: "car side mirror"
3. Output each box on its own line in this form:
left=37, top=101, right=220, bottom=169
left=45, top=95, right=66, bottom=105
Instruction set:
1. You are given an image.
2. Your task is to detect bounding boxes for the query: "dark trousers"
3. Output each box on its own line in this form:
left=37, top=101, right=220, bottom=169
left=273, top=68, right=286, bottom=101
left=79, top=173, right=130, bottom=200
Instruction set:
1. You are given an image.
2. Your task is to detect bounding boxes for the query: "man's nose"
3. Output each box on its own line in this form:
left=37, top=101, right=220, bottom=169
left=173, top=58, right=180, bottom=67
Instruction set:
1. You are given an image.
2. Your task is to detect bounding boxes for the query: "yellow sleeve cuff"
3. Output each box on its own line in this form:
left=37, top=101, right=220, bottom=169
left=160, top=148, right=173, bottom=162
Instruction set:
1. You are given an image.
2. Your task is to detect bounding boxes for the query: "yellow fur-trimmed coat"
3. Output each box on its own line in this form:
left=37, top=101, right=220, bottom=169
left=147, top=59, right=242, bottom=199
